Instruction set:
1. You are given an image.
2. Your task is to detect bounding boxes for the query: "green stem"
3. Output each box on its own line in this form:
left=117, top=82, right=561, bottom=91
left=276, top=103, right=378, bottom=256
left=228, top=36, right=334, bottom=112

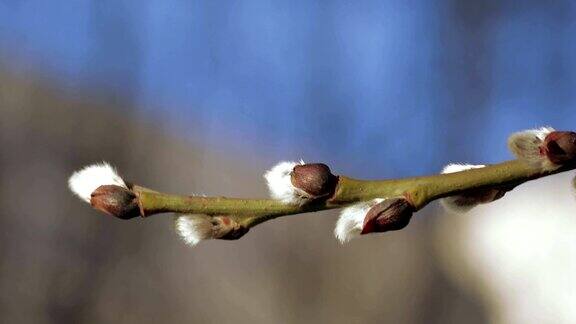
left=135, top=159, right=574, bottom=228
left=137, top=192, right=338, bottom=223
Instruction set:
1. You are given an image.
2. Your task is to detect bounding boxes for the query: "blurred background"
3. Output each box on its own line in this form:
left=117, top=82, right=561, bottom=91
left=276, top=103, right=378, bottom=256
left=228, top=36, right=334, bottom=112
left=0, top=1, right=575, bottom=323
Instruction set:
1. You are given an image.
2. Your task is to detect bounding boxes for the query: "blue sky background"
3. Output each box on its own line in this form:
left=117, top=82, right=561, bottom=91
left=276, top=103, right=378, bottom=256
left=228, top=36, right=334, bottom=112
left=1, top=0, right=575, bottom=178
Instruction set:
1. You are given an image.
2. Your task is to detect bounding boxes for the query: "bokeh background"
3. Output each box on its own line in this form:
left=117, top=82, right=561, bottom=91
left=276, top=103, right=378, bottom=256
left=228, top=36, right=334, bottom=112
left=0, top=1, right=575, bottom=323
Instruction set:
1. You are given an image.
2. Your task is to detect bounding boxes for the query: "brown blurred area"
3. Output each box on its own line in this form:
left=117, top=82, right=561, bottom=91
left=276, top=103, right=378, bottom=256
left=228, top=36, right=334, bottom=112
left=0, top=66, right=487, bottom=324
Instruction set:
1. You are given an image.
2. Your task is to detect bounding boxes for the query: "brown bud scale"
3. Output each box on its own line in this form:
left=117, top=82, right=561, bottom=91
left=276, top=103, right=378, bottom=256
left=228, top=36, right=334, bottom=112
left=543, top=131, right=576, bottom=165
left=361, top=198, right=414, bottom=234
left=90, top=185, right=141, bottom=219
left=290, top=163, right=338, bottom=199
left=212, top=216, right=249, bottom=240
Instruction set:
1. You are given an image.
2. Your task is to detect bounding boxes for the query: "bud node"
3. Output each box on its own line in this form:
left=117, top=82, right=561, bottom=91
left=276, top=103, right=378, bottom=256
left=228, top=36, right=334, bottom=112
left=291, top=163, right=338, bottom=199
left=90, top=185, right=141, bottom=219
left=361, top=198, right=414, bottom=235
left=543, top=131, right=576, bottom=165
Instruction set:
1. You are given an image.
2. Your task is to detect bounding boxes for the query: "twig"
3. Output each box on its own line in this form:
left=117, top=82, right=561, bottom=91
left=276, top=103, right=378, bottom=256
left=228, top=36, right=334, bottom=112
left=68, top=127, right=576, bottom=245
left=134, top=159, right=573, bottom=226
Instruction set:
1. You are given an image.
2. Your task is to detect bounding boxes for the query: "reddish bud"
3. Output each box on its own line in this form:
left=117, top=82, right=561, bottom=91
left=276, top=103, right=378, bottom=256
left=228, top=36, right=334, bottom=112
left=543, top=131, right=576, bottom=165
left=90, top=185, right=141, bottom=219
left=361, top=198, right=414, bottom=234
left=290, top=163, right=338, bottom=199
left=212, top=216, right=249, bottom=240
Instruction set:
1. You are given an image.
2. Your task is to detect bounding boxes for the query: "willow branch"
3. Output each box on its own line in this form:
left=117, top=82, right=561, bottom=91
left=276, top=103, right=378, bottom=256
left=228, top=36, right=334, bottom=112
left=69, top=127, right=576, bottom=244
left=134, top=159, right=574, bottom=228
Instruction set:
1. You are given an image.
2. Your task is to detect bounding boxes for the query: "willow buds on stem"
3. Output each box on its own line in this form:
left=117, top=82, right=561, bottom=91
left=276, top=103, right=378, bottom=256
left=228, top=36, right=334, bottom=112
left=68, top=162, right=141, bottom=219
left=291, top=163, right=338, bottom=198
left=68, top=126, right=576, bottom=247
left=334, top=198, right=414, bottom=243
left=334, top=199, right=383, bottom=243
left=264, top=161, right=338, bottom=205
left=508, top=127, right=554, bottom=168
left=508, top=127, right=576, bottom=171
left=175, top=214, right=249, bottom=246
left=440, top=164, right=506, bottom=213
left=90, top=185, right=140, bottom=219
left=361, top=198, right=414, bottom=234
left=541, top=131, right=576, bottom=165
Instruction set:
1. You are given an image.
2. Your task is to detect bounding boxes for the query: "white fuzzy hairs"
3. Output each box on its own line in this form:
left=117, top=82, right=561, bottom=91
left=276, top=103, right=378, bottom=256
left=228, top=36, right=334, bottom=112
left=334, top=198, right=384, bottom=243
left=508, top=127, right=555, bottom=169
left=264, top=160, right=311, bottom=205
left=174, top=214, right=215, bottom=246
left=68, top=162, right=127, bottom=203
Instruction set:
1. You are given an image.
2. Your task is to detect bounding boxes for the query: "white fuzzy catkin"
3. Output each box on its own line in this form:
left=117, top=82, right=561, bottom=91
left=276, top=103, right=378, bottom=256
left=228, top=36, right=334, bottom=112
left=174, top=214, right=215, bottom=246
left=334, top=198, right=384, bottom=244
left=508, top=127, right=555, bottom=169
left=440, top=164, right=486, bottom=213
left=264, top=160, right=310, bottom=205
left=68, top=162, right=127, bottom=203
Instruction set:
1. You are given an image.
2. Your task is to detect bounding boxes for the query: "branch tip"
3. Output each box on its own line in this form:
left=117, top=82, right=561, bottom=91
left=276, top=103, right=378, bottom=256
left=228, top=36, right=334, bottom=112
left=90, top=185, right=141, bottom=219
left=68, top=162, right=126, bottom=203
left=542, top=131, right=576, bottom=165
